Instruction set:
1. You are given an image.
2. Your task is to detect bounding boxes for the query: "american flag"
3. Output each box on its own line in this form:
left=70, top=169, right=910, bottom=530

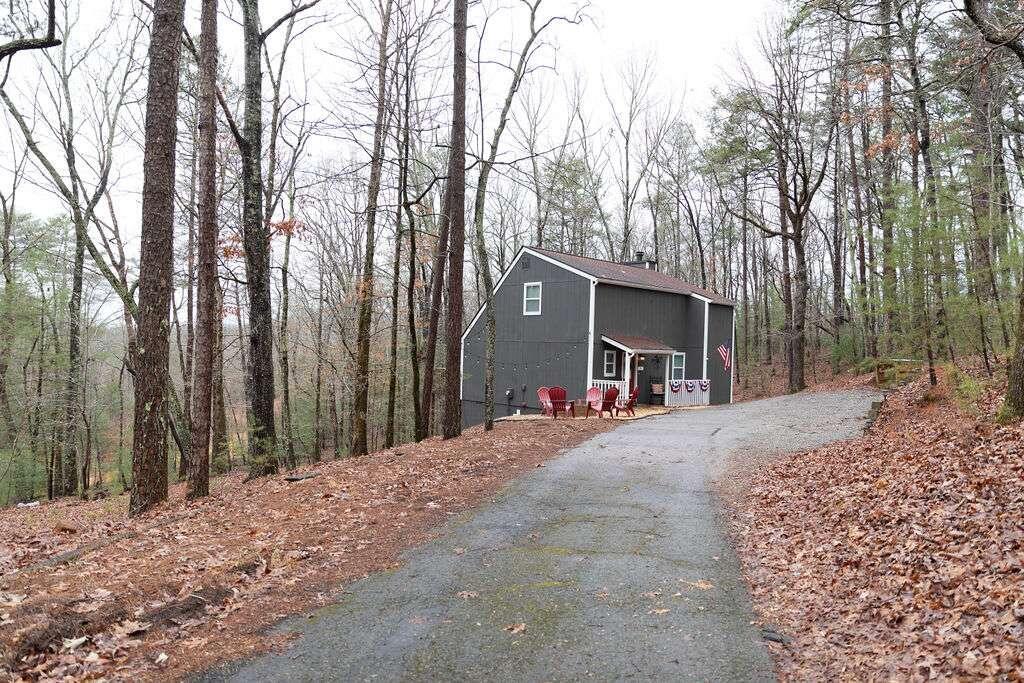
left=717, top=344, right=731, bottom=371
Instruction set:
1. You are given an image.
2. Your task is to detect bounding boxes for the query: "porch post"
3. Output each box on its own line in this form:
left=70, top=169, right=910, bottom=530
left=623, top=351, right=633, bottom=395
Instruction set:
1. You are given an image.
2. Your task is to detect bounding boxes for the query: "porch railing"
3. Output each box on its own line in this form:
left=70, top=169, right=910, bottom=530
left=589, top=379, right=629, bottom=396
left=665, top=380, right=711, bottom=407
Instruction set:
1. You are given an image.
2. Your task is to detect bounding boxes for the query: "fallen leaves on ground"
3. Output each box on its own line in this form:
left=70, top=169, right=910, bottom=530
left=734, top=361, right=875, bottom=403
left=724, top=369, right=1024, bottom=679
left=0, top=419, right=611, bottom=680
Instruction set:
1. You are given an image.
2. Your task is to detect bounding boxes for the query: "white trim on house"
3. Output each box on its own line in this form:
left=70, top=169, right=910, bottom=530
left=663, top=353, right=671, bottom=403
left=586, top=279, right=596, bottom=389
left=528, top=246, right=734, bottom=307
left=623, top=351, right=634, bottom=394
left=687, top=292, right=714, bottom=304
left=522, top=281, right=542, bottom=316
left=702, top=299, right=710, bottom=380
left=730, top=306, right=736, bottom=403
left=670, top=351, right=686, bottom=381
left=600, top=335, right=676, bottom=355
left=602, top=349, right=617, bottom=377
left=522, top=247, right=599, bottom=282
left=601, top=335, right=633, bottom=353
left=590, top=279, right=732, bottom=307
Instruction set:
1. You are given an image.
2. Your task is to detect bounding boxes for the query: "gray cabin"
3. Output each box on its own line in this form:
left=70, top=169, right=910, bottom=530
left=460, top=247, right=736, bottom=427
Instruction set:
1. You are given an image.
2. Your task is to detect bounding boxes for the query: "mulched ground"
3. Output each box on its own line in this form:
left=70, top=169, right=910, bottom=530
left=723, top=369, right=1024, bottom=679
left=0, top=418, right=613, bottom=681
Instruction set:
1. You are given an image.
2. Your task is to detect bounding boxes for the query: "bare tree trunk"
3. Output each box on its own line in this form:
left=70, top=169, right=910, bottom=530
left=879, top=0, right=897, bottom=351
left=0, top=184, right=17, bottom=446
left=313, top=266, right=325, bottom=457
left=352, top=0, right=394, bottom=456
left=844, top=27, right=872, bottom=360
left=130, top=0, right=186, bottom=516
left=188, top=0, right=218, bottom=499
left=399, top=57, right=423, bottom=442
left=421, top=194, right=449, bottom=440
left=900, top=7, right=940, bottom=384
left=831, top=134, right=844, bottom=376
left=385, top=144, right=404, bottom=448
left=470, top=0, right=561, bottom=431
left=385, top=224, right=402, bottom=449
left=180, top=149, right=196, bottom=481
left=239, top=0, right=277, bottom=476
left=62, top=233, right=83, bottom=496
left=211, top=282, right=228, bottom=470
left=442, top=0, right=468, bottom=440
left=329, top=376, right=341, bottom=459
left=859, top=93, right=879, bottom=357
left=279, top=226, right=296, bottom=467
left=775, top=142, right=793, bottom=376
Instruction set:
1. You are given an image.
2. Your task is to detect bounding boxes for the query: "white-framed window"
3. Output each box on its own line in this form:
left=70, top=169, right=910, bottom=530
left=671, top=352, right=685, bottom=380
left=523, top=281, right=542, bottom=315
left=603, top=350, right=617, bottom=377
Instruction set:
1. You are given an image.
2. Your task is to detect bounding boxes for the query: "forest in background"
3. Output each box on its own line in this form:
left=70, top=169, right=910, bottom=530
left=3, top=0, right=1024, bottom=510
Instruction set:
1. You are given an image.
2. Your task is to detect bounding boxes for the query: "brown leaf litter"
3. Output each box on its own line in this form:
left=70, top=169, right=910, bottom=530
left=0, top=419, right=611, bottom=681
left=722, top=368, right=1024, bottom=679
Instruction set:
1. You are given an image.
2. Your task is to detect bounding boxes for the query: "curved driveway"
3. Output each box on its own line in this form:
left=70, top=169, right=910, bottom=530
left=205, top=389, right=878, bottom=682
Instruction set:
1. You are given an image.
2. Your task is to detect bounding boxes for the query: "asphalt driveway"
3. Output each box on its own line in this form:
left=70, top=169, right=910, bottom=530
left=203, top=389, right=879, bottom=682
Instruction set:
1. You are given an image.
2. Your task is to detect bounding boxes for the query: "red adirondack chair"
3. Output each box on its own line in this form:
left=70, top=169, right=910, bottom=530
left=616, top=386, right=639, bottom=417
left=548, top=386, right=574, bottom=418
left=537, top=387, right=552, bottom=416
left=583, top=387, right=601, bottom=418
left=586, top=387, right=618, bottom=418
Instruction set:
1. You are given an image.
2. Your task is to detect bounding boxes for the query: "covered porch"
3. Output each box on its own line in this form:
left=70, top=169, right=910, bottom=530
left=591, top=333, right=710, bottom=407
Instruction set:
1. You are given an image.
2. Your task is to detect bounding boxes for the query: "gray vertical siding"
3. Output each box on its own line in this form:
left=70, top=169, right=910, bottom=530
left=591, top=284, right=733, bottom=404
left=682, top=296, right=705, bottom=381
left=461, top=252, right=590, bottom=427
left=593, top=284, right=687, bottom=370
left=705, top=303, right=735, bottom=404
left=592, top=284, right=703, bottom=400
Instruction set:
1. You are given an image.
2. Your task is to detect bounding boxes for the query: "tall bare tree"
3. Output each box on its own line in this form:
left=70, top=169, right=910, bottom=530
left=130, top=0, right=187, bottom=516
left=470, top=0, right=582, bottom=431
left=230, top=0, right=320, bottom=476
left=441, top=0, right=467, bottom=439
left=187, top=0, right=219, bottom=499
left=352, top=0, right=395, bottom=457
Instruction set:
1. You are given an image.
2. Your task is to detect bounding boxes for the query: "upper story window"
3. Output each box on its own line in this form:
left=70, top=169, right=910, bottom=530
left=523, top=281, right=542, bottom=315
left=671, top=352, right=685, bottom=380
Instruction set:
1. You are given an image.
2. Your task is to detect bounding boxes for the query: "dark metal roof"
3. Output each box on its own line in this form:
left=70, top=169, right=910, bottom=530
left=529, top=247, right=735, bottom=306
left=602, top=334, right=677, bottom=353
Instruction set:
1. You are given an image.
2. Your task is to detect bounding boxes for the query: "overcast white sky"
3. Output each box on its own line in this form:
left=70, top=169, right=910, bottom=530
left=6, top=0, right=784, bottom=240
left=559, top=0, right=780, bottom=114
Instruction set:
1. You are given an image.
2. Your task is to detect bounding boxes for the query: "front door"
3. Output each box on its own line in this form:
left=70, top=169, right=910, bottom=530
left=634, top=355, right=666, bottom=405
